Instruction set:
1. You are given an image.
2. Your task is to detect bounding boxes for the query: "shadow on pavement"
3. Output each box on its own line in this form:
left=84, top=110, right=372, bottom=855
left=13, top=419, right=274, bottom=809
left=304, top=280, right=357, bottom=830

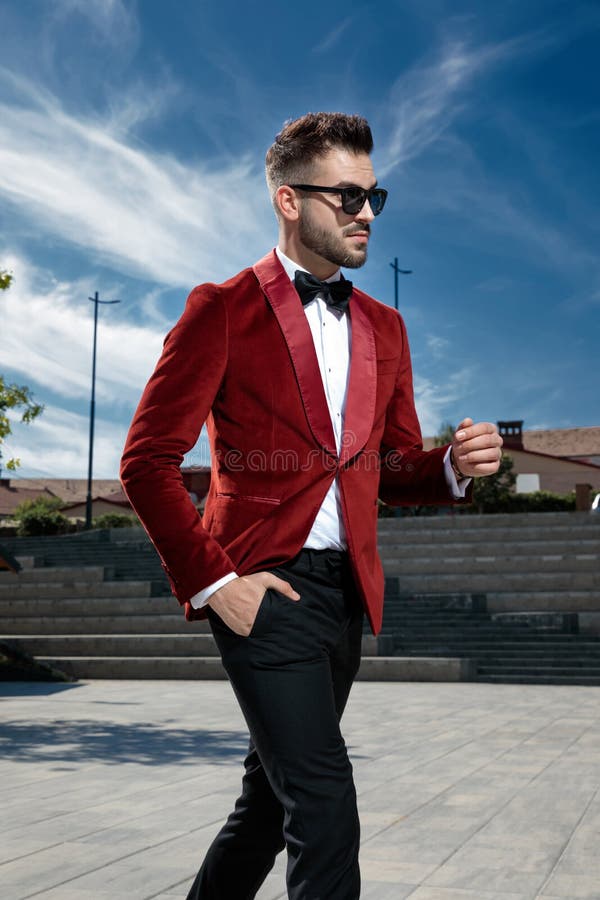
left=0, top=719, right=249, bottom=765
left=0, top=681, right=83, bottom=697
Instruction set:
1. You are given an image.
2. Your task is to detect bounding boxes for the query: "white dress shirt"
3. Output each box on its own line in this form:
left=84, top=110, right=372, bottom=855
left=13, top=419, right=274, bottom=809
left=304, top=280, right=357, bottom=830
left=276, top=248, right=349, bottom=550
left=190, top=248, right=468, bottom=608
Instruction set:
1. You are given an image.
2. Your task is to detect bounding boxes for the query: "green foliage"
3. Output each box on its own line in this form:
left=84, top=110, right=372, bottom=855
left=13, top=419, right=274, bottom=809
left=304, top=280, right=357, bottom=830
left=12, top=496, right=70, bottom=536
left=0, top=270, right=13, bottom=291
left=0, top=271, right=44, bottom=471
left=492, top=490, right=576, bottom=513
left=92, top=512, right=140, bottom=529
left=472, top=453, right=517, bottom=513
left=434, top=421, right=455, bottom=447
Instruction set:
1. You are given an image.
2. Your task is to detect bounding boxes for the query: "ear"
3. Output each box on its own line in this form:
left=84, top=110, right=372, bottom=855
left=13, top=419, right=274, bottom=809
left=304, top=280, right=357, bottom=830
left=275, top=185, right=301, bottom=222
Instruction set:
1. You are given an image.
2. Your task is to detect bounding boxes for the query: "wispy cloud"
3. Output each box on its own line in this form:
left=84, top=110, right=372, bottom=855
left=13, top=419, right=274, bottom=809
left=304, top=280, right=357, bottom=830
left=0, top=252, right=164, bottom=406
left=5, top=406, right=125, bottom=479
left=6, top=402, right=212, bottom=479
left=413, top=366, right=474, bottom=435
left=312, top=15, right=358, bottom=54
left=49, top=0, right=139, bottom=48
left=0, top=69, right=273, bottom=288
left=376, top=28, right=565, bottom=177
left=448, top=175, right=599, bottom=277
left=1, top=252, right=214, bottom=478
left=426, top=333, right=450, bottom=359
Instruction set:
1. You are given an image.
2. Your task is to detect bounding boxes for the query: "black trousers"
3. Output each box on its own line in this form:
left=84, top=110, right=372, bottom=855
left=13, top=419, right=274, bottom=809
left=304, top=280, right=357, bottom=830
left=185, top=548, right=364, bottom=900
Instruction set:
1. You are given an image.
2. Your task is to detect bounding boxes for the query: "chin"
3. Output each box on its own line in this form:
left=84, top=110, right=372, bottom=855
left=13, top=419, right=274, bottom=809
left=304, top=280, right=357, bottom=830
left=343, top=251, right=368, bottom=269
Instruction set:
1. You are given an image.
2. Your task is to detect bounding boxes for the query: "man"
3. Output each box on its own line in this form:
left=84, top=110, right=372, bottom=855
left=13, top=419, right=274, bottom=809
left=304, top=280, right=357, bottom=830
left=121, top=112, right=502, bottom=899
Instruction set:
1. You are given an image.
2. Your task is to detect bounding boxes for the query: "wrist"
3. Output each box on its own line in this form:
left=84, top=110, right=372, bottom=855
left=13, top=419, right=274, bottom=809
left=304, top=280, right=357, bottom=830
left=450, top=448, right=465, bottom=480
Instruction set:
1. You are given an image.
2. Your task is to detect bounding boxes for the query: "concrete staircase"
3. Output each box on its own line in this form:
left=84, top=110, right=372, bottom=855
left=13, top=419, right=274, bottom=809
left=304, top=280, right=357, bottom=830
left=0, top=529, right=169, bottom=589
left=0, top=551, right=224, bottom=679
left=376, top=511, right=600, bottom=683
left=0, top=559, right=457, bottom=682
left=1, top=512, right=599, bottom=682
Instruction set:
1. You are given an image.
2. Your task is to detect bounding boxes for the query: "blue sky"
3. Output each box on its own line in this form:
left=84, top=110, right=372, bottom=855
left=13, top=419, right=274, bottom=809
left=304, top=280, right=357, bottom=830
left=1, top=0, right=599, bottom=479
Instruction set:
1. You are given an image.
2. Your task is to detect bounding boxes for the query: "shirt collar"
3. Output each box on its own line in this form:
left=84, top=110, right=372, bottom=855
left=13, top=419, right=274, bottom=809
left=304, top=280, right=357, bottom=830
left=276, top=246, right=342, bottom=284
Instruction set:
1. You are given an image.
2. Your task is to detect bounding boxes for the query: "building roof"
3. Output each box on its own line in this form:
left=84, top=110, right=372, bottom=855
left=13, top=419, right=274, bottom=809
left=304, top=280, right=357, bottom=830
left=60, top=489, right=131, bottom=512
left=0, top=485, right=57, bottom=517
left=4, top=478, right=122, bottom=503
left=506, top=446, right=600, bottom=470
left=522, top=426, right=600, bottom=458
left=423, top=426, right=600, bottom=458
left=0, top=479, right=127, bottom=517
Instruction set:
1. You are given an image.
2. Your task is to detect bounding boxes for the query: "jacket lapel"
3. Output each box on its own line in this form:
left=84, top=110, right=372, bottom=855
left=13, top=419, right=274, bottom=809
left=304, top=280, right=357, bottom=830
left=340, top=293, right=377, bottom=466
left=252, top=250, right=377, bottom=466
left=253, top=250, right=337, bottom=456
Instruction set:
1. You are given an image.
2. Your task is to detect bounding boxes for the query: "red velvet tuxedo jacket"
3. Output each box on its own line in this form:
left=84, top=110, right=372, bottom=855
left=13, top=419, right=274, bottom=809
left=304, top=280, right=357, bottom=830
left=121, top=250, right=465, bottom=634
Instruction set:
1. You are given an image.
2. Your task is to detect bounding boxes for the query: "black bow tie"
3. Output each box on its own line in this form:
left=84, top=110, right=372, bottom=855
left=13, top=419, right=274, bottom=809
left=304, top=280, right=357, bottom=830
left=294, top=270, right=353, bottom=314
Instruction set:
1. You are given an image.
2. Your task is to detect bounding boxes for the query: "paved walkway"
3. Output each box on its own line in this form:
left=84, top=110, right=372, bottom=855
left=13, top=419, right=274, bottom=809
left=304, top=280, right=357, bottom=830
left=2, top=679, right=600, bottom=900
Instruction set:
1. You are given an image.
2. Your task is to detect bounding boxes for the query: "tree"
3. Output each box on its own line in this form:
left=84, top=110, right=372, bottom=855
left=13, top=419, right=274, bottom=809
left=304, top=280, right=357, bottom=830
left=0, top=270, right=44, bottom=473
left=472, top=453, right=516, bottom=513
left=0, top=270, right=13, bottom=292
left=12, top=496, right=70, bottom=536
left=434, top=421, right=455, bottom=447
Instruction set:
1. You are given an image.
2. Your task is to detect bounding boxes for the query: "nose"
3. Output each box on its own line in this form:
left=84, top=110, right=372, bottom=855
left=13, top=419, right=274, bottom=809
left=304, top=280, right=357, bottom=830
left=355, top=199, right=375, bottom=223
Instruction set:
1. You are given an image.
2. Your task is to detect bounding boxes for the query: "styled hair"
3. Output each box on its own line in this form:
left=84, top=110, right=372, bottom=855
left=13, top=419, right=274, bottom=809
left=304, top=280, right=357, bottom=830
left=265, top=112, right=373, bottom=211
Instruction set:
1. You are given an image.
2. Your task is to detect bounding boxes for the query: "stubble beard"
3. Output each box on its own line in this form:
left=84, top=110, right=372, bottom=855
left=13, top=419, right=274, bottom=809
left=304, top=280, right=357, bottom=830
left=298, top=207, right=369, bottom=270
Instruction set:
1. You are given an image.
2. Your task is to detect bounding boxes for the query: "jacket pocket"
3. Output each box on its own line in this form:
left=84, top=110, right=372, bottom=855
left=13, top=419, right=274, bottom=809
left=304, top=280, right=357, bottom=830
left=215, top=492, right=281, bottom=505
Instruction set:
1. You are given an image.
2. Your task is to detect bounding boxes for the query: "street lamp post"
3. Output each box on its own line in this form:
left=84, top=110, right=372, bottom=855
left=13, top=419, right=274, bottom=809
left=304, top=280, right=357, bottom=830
left=389, top=257, right=413, bottom=310
left=85, top=292, right=121, bottom=530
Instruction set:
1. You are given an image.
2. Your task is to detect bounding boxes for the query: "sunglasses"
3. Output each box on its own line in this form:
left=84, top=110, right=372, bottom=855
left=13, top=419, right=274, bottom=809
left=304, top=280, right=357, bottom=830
left=289, top=183, right=388, bottom=216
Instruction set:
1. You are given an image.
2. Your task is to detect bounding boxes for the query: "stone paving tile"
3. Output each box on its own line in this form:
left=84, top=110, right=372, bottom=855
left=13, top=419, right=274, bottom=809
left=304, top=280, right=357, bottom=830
left=2, top=680, right=600, bottom=899
left=424, top=860, right=546, bottom=894
left=28, top=892, right=136, bottom=899
left=538, top=874, right=600, bottom=899
left=442, top=843, right=557, bottom=875
left=359, top=883, right=415, bottom=899
left=407, top=890, right=531, bottom=899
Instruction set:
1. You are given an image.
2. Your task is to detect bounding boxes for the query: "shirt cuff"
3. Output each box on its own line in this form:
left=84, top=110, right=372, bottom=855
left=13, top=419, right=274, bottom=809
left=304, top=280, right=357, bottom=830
left=443, top=446, right=472, bottom=499
left=189, top=572, right=238, bottom=609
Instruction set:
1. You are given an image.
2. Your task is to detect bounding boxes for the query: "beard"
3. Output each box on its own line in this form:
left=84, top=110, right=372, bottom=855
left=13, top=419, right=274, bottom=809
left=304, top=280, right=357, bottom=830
left=298, top=206, right=369, bottom=269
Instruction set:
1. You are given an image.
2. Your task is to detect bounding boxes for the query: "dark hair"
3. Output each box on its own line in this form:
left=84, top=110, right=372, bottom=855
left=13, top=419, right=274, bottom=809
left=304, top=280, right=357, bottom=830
left=265, top=112, right=373, bottom=208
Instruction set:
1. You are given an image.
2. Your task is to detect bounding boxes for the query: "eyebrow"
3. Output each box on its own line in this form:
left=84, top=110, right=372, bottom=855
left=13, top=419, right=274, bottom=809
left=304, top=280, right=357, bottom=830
left=334, top=180, right=379, bottom=189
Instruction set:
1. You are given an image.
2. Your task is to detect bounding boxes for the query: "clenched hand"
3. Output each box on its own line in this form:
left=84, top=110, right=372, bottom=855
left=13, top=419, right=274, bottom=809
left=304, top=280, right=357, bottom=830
left=451, top=417, right=503, bottom=479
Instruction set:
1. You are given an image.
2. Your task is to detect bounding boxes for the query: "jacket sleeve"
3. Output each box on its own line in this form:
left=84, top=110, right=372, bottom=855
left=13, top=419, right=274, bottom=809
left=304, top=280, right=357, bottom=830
left=378, top=312, right=471, bottom=506
left=120, top=284, right=236, bottom=604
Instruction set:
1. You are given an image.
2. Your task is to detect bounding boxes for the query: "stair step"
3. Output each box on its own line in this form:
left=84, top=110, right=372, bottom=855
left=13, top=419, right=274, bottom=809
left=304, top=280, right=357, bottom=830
left=384, top=573, right=600, bottom=591
left=378, top=524, right=599, bottom=544
left=379, top=555, right=599, bottom=574
left=0, top=597, right=178, bottom=617
left=0, top=615, right=209, bottom=634
left=390, top=631, right=600, bottom=641
left=0, top=566, right=107, bottom=583
left=486, top=592, right=600, bottom=613
left=477, top=664, right=600, bottom=676
left=34, top=654, right=470, bottom=682
left=477, top=674, right=600, bottom=685
left=1, top=634, right=220, bottom=657
left=378, top=509, right=597, bottom=526
left=38, top=656, right=228, bottom=679
left=0, top=581, right=154, bottom=599
left=394, top=642, right=600, bottom=652
left=394, top=645, right=600, bottom=669
left=378, top=539, right=600, bottom=557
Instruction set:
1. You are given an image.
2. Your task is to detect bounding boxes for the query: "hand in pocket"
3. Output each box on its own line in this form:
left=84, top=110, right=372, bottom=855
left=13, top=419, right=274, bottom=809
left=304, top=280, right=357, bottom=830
left=208, top=571, right=300, bottom=636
